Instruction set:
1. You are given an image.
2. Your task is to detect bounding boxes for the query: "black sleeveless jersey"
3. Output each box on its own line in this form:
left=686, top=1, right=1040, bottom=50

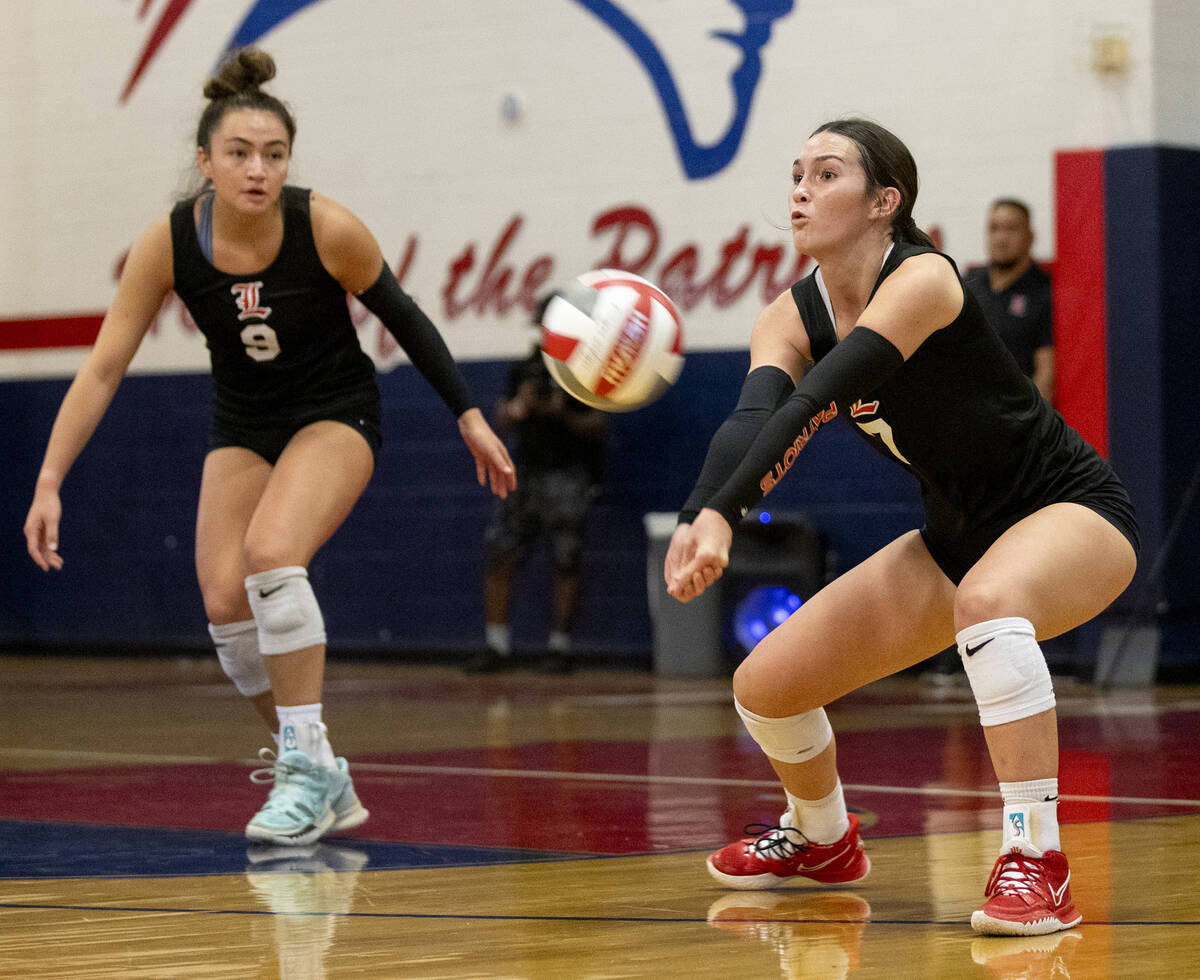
left=791, top=242, right=1119, bottom=550
left=170, top=186, right=379, bottom=428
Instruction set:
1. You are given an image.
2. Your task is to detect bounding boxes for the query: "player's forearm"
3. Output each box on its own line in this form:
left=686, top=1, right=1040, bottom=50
left=36, top=363, right=124, bottom=492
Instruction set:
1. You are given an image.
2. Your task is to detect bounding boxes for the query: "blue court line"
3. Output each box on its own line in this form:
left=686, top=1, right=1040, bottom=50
left=0, top=902, right=1195, bottom=928
left=6, top=813, right=1195, bottom=879
left=0, top=820, right=592, bottom=879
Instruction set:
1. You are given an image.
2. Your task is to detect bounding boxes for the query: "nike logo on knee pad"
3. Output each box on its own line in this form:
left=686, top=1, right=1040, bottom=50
left=964, top=637, right=995, bottom=656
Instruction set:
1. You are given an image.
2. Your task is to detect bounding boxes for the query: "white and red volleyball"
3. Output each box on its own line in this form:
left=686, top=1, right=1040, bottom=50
left=539, top=269, right=685, bottom=412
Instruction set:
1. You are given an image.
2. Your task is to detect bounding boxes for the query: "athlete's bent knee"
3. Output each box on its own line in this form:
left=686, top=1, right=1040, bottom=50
left=209, top=619, right=271, bottom=696
left=953, top=577, right=1017, bottom=631
left=200, top=583, right=252, bottom=627
left=957, top=616, right=1055, bottom=726
left=245, top=566, right=326, bottom=655
left=734, top=696, right=834, bottom=764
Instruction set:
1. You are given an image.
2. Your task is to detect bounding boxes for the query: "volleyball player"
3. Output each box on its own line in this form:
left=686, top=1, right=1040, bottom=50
left=23, top=49, right=515, bottom=846
left=665, top=118, right=1137, bottom=935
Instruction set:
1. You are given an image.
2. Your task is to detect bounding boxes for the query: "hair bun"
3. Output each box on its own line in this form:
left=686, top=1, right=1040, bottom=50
left=203, top=48, right=277, bottom=101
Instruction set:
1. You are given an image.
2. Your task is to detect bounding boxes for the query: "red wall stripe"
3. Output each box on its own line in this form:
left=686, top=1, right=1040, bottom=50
left=1053, top=150, right=1108, bottom=458
left=0, top=315, right=104, bottom=351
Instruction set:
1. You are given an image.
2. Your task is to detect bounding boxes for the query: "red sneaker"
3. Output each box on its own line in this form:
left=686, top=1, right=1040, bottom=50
left=707, top=812, right=870, bottom=890
left=971, top=841, right=1082, bottom=936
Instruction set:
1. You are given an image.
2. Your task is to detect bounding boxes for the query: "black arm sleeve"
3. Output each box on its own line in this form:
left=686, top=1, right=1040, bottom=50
left=703, top=326, right=905, bottom=525
left=677, top=365, right=795, bottom=524
left=356, top=262, right=474, bottom=417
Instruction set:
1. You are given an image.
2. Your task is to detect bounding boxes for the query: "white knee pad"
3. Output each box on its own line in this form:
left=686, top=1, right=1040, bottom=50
left=957, top=617, right=1055, bottom=726
left=245, top=566, right=326, bottom=656
left=734, top=697, right=834, bottom=764
left=209, top=619, right=271, bottom=697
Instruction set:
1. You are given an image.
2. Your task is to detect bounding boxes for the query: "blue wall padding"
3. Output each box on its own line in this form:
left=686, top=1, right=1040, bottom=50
left=2, top=351, right=923, bottom=654
left=1104, top=146, right=1200, bottom=618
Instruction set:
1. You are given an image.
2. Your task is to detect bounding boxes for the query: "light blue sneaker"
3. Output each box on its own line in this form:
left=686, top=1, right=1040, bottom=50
left=329, top=757, right=369, bottom=832
left=246, top=749, right=337, bottom=846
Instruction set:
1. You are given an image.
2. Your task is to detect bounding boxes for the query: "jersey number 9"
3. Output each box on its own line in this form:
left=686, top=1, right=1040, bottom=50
left=240, top=324, right=281, bottom=362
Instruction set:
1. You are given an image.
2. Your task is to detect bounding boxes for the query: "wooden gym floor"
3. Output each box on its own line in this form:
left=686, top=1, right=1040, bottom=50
left=1, top=652, right=1198, bottom=979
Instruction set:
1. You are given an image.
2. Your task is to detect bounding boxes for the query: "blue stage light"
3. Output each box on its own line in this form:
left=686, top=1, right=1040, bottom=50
left=732, top=585, right=803, bottom=654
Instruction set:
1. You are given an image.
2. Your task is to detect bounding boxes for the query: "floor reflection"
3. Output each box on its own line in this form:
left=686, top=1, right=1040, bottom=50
left=706, top=890, right=871, bottom=980
left=970, top=929, right=1083, bottom=979
left=244, top=843, right=370, bottom=979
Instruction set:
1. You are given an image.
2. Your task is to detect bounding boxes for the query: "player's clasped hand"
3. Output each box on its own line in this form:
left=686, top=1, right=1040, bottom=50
left=665, top=508, right=732, bottom=602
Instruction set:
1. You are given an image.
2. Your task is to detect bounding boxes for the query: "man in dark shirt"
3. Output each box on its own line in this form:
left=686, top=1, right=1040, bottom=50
left=466, top=345, right=608, bottom=674
left=964, top=199, right=1055, bottom=404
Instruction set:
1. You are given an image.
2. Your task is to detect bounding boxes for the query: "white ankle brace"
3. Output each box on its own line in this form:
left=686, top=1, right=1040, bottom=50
left=1000, top=778, right=1061, bottom=852
left=276, top=706, right=335, bottom=769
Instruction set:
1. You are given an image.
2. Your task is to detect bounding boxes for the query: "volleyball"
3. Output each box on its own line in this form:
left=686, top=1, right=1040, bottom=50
left=539, top=269, right=684, bottom=412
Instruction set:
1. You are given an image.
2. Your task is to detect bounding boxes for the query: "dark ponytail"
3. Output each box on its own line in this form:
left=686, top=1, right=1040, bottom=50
left=895, top=212, right=935, bottom=249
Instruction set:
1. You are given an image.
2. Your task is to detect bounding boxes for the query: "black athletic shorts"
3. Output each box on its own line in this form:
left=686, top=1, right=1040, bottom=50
left=920, top=471, right=1140, bottom=585
left=209, top=401, right=383, bottom=465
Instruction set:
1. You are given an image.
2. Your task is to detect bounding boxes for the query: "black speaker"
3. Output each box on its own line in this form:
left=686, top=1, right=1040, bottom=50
left=726, top=510, right=830, bottom=597
left=723, top=510, right=831, bottom=659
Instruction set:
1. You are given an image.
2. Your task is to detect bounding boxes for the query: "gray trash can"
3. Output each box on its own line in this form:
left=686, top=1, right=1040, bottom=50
left=644, top=512, right=726, bottom=677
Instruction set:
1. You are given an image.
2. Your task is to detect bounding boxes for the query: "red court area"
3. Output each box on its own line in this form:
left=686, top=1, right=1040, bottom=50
left=3, top=711, right=1198, bottom=855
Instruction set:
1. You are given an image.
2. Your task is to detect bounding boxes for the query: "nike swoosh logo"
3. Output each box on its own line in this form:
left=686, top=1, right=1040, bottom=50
left=964, top=637, right=995, bottom=657
left=806, top=841, right=853, bottom=871
left=1049, top=870, right=1070, bottom=907
left=258, top=584, right=285, bottom=598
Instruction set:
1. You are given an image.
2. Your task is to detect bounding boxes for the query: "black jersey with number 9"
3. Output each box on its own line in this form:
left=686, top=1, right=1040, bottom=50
left=170, top=185, right=378, bottom=429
